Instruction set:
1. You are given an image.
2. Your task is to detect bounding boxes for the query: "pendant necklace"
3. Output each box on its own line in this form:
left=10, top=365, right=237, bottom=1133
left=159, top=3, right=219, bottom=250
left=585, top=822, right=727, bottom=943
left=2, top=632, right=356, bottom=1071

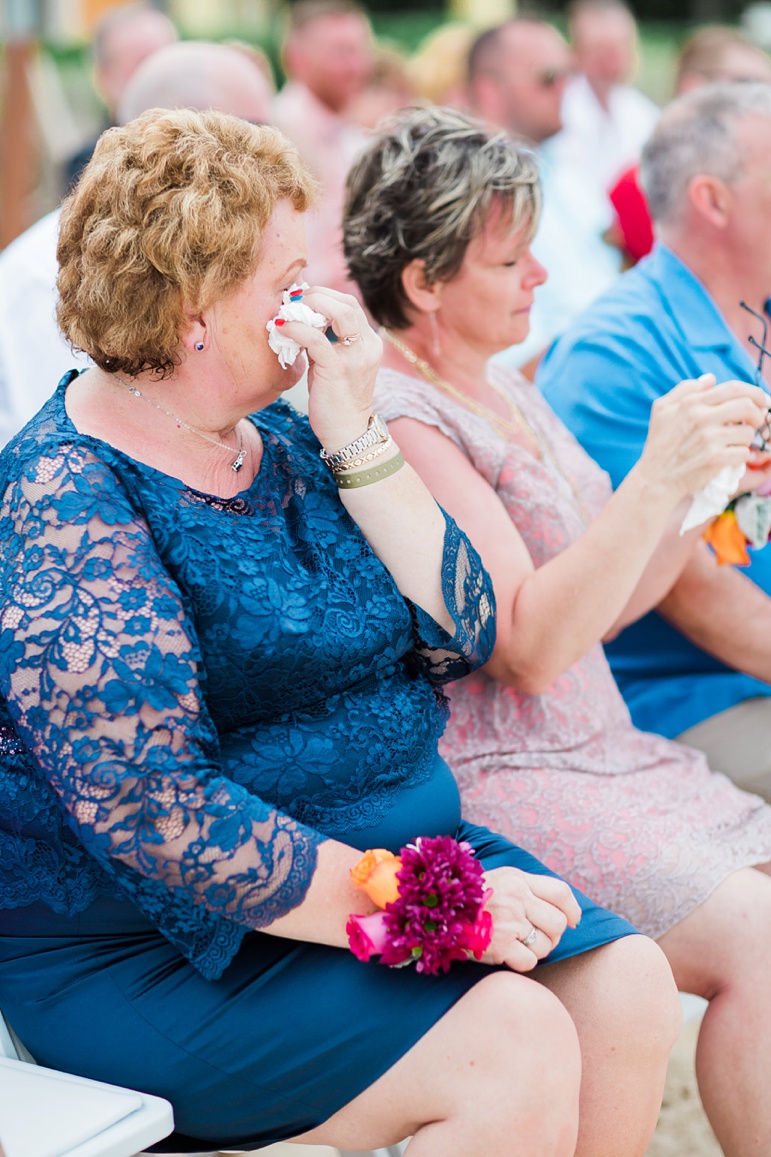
left=380, top=326, right=591, bottom=525
left=114, top=376, right=247, bottom=473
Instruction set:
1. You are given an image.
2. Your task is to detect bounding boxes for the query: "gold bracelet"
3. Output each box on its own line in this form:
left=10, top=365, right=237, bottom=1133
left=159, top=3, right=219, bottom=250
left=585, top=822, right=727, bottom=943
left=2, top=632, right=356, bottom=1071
left=332, top=436, right=394, bottom=473
left=335, top=451, right=405, bottom=489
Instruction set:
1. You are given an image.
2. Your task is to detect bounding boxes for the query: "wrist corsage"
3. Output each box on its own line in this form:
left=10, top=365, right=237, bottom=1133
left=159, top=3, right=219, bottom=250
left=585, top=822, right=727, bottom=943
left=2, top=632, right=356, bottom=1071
left=703, top=490, right=771, bottom=566
left=346, top=836, right=493, bottom=975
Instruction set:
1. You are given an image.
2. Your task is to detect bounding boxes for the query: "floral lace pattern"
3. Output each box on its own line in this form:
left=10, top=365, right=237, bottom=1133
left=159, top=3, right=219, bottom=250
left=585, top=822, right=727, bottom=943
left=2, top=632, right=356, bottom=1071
left=377, top=365, right=771, bottom=939
left=0, top=376, right=494, bottom=977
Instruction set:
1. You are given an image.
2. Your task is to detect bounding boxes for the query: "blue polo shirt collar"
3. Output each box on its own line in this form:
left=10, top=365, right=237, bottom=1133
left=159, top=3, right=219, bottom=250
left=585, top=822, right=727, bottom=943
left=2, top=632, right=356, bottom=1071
left=648, top=243, right=758, bottom=377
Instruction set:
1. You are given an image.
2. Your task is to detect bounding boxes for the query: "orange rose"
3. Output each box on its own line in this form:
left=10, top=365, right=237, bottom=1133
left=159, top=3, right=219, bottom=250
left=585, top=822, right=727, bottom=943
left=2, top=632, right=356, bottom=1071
left=702, top=510, right=751, bottom=567
left=350, top=848, right=402, bottom=908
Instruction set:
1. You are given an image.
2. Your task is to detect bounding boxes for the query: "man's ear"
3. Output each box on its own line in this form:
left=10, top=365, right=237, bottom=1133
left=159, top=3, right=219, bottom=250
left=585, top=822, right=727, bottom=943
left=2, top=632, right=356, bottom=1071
left=401, top=258, right=443, bottom=314
left=688, top=173, right=731, bottom=230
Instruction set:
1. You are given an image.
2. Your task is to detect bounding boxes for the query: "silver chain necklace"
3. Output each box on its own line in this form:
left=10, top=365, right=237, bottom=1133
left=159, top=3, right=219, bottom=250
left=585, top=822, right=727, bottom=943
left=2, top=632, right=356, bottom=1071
left=115, top=376, right=247, bottom=473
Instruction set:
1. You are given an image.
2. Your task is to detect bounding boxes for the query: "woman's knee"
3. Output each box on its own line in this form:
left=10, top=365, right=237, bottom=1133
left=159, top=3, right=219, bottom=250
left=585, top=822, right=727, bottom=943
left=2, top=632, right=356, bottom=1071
left=658, top=868, right=771, bottom=996
left=467, top=973, right=582, bottom=1114
left=584, top=936, right=682, bottom=1055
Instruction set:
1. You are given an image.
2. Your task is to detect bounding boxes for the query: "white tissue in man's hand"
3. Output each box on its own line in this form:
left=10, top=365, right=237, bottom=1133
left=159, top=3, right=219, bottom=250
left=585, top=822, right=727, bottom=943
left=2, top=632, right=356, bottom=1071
left=680, top=464, right=745, bottom=534
left=266, top=282, right=327, bottom=368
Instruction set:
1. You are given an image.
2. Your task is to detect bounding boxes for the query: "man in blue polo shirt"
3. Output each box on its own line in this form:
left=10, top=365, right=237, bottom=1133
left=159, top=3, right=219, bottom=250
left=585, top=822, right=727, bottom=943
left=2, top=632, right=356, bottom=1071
left=539, top=82, right=771, bottom=798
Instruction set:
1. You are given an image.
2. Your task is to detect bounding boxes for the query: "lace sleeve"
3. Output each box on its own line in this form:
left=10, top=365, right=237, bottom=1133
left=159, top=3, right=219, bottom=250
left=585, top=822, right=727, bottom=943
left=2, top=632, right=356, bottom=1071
left=0, top=444, right=323, bottom=932
left=408, top=510, right=496, bottom=686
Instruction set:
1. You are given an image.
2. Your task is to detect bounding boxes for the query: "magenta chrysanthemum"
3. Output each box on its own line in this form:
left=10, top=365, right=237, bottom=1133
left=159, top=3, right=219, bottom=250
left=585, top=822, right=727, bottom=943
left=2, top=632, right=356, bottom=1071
left=379, top=836, right=492, bottom=974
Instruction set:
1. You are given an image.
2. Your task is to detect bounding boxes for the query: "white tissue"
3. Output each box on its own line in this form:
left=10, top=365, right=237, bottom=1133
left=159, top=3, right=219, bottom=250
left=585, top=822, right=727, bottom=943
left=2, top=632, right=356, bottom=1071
left=266, top=282, right=327, bottom=368
left=679, top=464, right=745, bottom=534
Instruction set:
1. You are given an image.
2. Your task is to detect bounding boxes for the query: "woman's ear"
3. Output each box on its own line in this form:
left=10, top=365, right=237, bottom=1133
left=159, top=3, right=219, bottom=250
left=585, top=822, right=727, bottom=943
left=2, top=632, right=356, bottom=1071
left=401, top=259, right=443, bottom=315
left=179, top=306, right=207, bottom=355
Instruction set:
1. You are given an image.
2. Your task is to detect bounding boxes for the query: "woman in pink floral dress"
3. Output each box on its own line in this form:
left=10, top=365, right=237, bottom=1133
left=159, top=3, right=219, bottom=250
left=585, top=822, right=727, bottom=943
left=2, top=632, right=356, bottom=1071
left=344, top=105, right=771, bottom=1157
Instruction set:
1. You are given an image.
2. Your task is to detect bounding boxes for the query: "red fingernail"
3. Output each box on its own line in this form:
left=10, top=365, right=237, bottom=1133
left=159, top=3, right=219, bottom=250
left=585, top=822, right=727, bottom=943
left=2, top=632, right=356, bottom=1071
left=274, top=318, right=285, bottom=326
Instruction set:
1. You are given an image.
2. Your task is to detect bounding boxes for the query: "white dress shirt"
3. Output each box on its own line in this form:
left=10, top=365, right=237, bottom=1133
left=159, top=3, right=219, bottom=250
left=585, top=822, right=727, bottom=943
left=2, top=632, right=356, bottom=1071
left=0, top=209, right=90, bottom=447
left=559, top=72, right=660, bottom=194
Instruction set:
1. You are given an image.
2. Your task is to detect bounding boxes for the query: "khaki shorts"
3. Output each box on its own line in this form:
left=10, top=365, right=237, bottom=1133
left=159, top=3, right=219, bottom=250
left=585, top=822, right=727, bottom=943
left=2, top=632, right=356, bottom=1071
left=676, top=698, right=771, bottom=802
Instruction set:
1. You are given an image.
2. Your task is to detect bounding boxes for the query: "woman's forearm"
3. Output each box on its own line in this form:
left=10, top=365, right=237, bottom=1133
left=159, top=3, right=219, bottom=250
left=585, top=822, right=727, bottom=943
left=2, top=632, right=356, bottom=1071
left=603, top=500, right=702, bottom=640
left=487, top=464, right=685, bottom=691
left=264, top=839, right=378, bottom=946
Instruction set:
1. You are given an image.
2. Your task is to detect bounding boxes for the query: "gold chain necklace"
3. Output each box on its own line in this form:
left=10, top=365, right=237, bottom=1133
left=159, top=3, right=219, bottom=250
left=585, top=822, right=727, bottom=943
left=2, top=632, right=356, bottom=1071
left=115, top=375, right=247, bottom=473
left=381, top=326, right=536, bottom=446
left=380, top=326, right=591, bottom=525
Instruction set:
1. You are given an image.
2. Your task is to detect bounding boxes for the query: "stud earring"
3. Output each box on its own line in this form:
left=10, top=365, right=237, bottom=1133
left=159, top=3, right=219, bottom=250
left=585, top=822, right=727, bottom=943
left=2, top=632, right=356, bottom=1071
left=195, top=341, right=205, bottom=352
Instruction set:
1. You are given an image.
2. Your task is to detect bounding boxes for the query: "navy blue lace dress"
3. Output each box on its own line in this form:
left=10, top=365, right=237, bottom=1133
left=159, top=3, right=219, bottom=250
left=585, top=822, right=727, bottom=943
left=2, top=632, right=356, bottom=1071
left=0, top=373, right=635, bottom=1152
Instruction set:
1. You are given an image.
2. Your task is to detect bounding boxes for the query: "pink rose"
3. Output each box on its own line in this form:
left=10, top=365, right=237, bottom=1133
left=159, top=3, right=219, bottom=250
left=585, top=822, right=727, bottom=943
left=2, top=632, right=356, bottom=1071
left=462, top=888, right=494, bottom=959
left=346, top=911, right=390, bottom=962
left=462, top=908, right=493, bottom=959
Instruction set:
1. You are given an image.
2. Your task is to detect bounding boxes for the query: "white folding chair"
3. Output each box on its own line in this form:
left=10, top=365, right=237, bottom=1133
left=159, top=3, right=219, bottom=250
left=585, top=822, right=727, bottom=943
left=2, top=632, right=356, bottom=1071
left=338, top=1148, right=406, bottom=1156
left=0, top=1010, right=174, bottom=1157
left=0, top=1010, right=406, bottom=1157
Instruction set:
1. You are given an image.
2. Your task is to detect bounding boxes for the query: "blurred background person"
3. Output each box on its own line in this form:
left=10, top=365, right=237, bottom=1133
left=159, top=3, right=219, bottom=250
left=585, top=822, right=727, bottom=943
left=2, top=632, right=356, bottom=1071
left=560, top=0, right=659, bottom=199
left=468, top=18, right=622, bottom=377
left=406, top=22, right=476, bottom=110
left=676, top=23, right=771, bottom=89
left=0, top=39, right=274, bottom=451
left=345, top=43, right=415, bottom=131
left=222, top=39, right=278, bottom=96
left=118, top=37, right=274, bottom=122
left=61, top=1, right=178, bottom=191
left=272, top=0, right=374, bottom=291
left=608, top=25, right=771, bottom=267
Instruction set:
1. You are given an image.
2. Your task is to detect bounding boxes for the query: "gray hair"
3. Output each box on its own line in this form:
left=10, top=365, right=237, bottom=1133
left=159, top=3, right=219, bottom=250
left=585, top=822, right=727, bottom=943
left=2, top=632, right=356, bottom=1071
left=343, top=105, right=541, bottom=329
left=641, top=82, right=771, bottom=224
left=117, top=40, right=272, bottom=124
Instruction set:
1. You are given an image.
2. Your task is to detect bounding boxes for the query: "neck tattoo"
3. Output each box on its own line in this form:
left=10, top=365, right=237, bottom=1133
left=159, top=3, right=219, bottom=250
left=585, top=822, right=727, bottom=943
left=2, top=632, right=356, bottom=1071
left=114, top=375, right=247, bottom=473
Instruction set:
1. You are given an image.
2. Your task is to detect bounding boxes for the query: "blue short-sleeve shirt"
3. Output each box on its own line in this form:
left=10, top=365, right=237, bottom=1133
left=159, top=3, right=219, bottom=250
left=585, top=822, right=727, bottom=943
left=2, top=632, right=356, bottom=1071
left=537, top=242, right=771, bottom=738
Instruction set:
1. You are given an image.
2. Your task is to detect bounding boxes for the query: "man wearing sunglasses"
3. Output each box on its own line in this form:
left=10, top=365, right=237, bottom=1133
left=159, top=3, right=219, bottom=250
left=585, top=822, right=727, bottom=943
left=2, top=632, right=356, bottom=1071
left=469, top=18, right=624, bottom=376
left=539, top=82, right=771, bottom=799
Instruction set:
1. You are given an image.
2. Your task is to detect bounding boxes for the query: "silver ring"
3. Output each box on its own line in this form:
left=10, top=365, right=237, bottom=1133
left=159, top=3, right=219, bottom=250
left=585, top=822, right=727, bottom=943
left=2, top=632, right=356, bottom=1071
left=341, top=333, right=361, bottom=346
left=519, top=926, right=538, bottom=949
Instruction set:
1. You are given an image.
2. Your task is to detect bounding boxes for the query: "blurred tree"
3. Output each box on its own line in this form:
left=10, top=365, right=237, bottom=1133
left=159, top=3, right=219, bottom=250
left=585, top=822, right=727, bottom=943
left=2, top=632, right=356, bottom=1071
left=0, top=0, right=42, bottom=248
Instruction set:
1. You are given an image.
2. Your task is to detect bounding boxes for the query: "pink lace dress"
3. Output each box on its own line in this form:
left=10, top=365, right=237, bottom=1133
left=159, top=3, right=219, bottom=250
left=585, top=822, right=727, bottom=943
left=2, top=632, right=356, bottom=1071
left=377, top=364, right=771, bottom=938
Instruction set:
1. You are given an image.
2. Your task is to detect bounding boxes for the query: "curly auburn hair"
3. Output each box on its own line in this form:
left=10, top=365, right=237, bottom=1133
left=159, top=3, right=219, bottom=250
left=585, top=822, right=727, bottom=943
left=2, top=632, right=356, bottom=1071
left=343, top=105, right=541, bottom=330
left=57, top=108, right=317, bottom=378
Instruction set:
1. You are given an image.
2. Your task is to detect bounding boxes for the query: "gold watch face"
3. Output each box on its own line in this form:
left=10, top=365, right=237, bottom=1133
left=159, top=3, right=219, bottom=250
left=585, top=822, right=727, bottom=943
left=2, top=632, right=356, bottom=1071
left=370, top=414, right=388, bottom=441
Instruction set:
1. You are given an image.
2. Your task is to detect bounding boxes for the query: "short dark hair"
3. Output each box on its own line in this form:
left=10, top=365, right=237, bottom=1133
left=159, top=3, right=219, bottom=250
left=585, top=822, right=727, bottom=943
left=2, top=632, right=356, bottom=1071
left=344, top=105, right=541, bottom=330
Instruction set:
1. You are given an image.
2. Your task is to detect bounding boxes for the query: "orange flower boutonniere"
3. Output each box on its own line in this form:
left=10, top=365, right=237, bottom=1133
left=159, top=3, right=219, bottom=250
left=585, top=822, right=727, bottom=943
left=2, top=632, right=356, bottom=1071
left=702, top=509, right=751, bottom=567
